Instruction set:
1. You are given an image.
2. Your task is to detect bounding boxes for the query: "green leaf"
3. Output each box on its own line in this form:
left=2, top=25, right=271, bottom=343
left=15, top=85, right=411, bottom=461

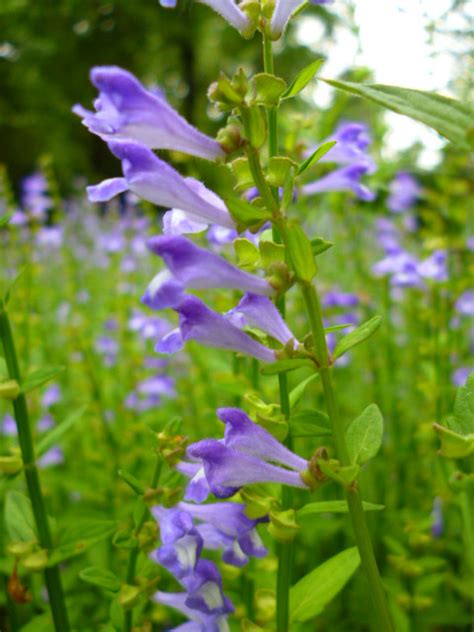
left=452, top=372, right=474, bottom=435
left=5, top=491, right=37, bottom=542
left=36, top=405, right=87, bottom=457
left=244, top=105, right=267, bottom=149
left=285, top=222, right=317, bottom=282
left=229, top=157, right=254, bottom=192
left=79, top=566, right=121, bottom=592
left=282, top=59, right=324, bottom=99
left=289, top=547, right=360, bottom=622
left=298, top=140, right=337, bottom=175
left=261, top=359, right=314, bottom=376
left=259, top=240, right=285, bottom=267
left=333, top=315, right=382, bottom=359
left=266, top=156, right=296, bottom=188
left=21, top=366, right=65, bottom=395
left=18, top=614, right=51, bottom=632
left=252, top=73, right=287, bottom=107
left=322, top=79, right=472, bottom=148
left=433, top=423, right=474, bottom=459
left=318, top=460, right=360, bottom=485
left=311, top=236, right=333, bottom=256
left=290, top=409, right=331, bottom=437
left=289, top=373, right=319, bottom=408
left=49, top=519, right=115, bottom=566
left=225, top=195, right=272, bottom=231
left=346, top=404, right=384, bottom=465
left=0, top=212, right=13, bottom=228
left=297, top=500, right=384, bottom=518
left=234, top=238, right=260, bottom=269
left=117, top=469, right=145, bottom=495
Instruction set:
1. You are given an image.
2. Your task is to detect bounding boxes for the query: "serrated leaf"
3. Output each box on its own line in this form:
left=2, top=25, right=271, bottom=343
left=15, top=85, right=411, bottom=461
left=452, top=372, right=474, bottom=435
left=290, top=409, right=331, bottom=437
left=298, top=140, right=337, bottom=175
left=261, top=358, right=314, bottom=375
left=282, top=59, right=324, bottom=99
left=5, top=491, right=36, bottom=542
left=346, top=404, right=384, bottom=465
left=36, top=405, right=87, bottom=457
left=322, top=79, right=472, bottom=148
left=21, top=366, right=65, bottom=395
left=333, top=315, right=382, bottom=359
left=289, top=547, right=360, bottom=622
left=79, top=566, right=121, bottom=592
left=289, top=373, right=319, bottom=408
left=297, top=500, right=384, bottom=517
left=49, top=519, right=115, bottom=566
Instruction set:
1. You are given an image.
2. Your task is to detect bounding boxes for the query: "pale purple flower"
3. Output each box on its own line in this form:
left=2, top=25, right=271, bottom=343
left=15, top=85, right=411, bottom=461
left=36, top=226, right=63, bottom=249
left=21, top=172, right=51, bottom=218
left=74, top=66, right=223, bottom=160
left=38, top=446, right=64, bottom=468
left=143, top=236, right=272, bottom=310
left=88, top=142, right=235, bottom=230
left=313, top=122, right=376, bottom=172
left=372, top=250, right=421, bottom=287
left=37, top=414, right=55, bottom=432
left=128, top=310, right=171, bottom=340
left=418, top=250, right=448, bottom=282
left=177, top=461, right=211, bottom=503
left=452, top=367, right=471, bottom=386
left=95, top=335, right=119, bottom=366
left=155, top=589, right=231, bottom=632
left=323, top=290, right=359, bottom=308
left=431, top=497, right=443, bottom=538
left=270, top=0, right=333, bottom=39
left=181, top=559, right=234, bottom=617
left=42, top=384, right=61, bottom=408
left=302, top=162, right=376, bottom=202
left=387, top=171, right=421, bottom=213
left=187, top=440, right=308, bottom=498
left=155, top=296, right=277, bottom=363
left=2, top=414, right=16, bottom=436
left=163, top=209, right=208, bottom=236
left=159, top=0, right=252, bottom=37
left=455, top=290, right=474, bottom=317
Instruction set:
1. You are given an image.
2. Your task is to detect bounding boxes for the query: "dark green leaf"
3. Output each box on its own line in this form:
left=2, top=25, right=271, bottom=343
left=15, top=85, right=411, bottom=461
left=282, top=59, right=324, bottom=99
left=298, top=140, right=337, bottom=174
left=297, top=500, right=384, bottom=517
left=322, top=79, right=472, bottom=148
left=21, top=366, right=65, bottom=394
left=345, top=404, right=384, bottom=465
left=79, top=566, right=121, bottom=592
left=333, top=315, right=382, bottom=359
left=289, top=547, right=360, bottom=622
left=261, top=359, right=314, bottom=375
left=37, top=405, right=87, bottom=457
left=5, top=491, right=36, bottom=542
left=290, top=409, right=331, bottom=437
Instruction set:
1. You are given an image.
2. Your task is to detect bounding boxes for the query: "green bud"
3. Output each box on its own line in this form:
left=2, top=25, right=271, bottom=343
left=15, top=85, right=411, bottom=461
left=217, top=124, right=244, bottom=154
left=0, top=453, right=23, bottom=474
left=0, top=379, right=20, bottom=400
left=22, top=549, right=48, bottom=571
left=118, top=584, right=141, bottom=610
left=229, top=157, right=254, bottom=191
left=251, top=73, right=287, bottom=107
left=255, top=588, right=276, bottom=623
left=113, top=529, right=138, bottom=551
left=268, top=508, right=300, bottom=543
left=239, top=1, right=261, bottom=38
left=7, top=540, right=37, bottom=558
left=208, top=73, right=245, bottom=110
left=266, top=157, right=296, bottom=188
left=239, top=485, right=276, bottom=519
left=311, top=236, right=334, bottom=256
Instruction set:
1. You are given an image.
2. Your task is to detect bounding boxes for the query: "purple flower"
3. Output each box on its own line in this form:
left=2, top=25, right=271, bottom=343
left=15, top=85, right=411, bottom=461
left=42, top=384, right=61, bottom=408
left=137, top=375, right=175, bottom=398
left=182, top=559, right=234, bottom=617
left=155, top=589, right=231, bottom=631
left=21, top=172, right=52, bottom=218
left=36, top=226, right=63, bottom=249
left=128, top=310, right=171, bottom=340
left=37, top=414, right=55, bottom=432
left=302, top=162, right=376, bottom=202
left=455, top=290, right=474, bottom=317
left=88, top=142, right=235, bottom=230
left=187, top=440, right=308, bottom=498
left=313, top=122, right=376, bottom=172
left=155, top=296, right=277, bottom=363
left=163, top=209, right=208, bottom=236
left=387, top=172, right=421, bottom=213
left=95, top=335, right=119, bottom=366
left=159, top=0, right=252, bottom=37
left=323, top=290, right=359, bottom=308
left=143, top=236, right=272, bottom=310
left=38, top=446, right=64, bottom=468
left=151, top=507, right=203, bottom=580
left=226, top=293, right=296, bottom=347
left=452, top=367, right=471, bottom=387
left=270, top=0, right=332, bottom=38
left=417, top=250, right=448, bottom=282
left=217, top=407, right=308, bottom=471
left=74, top=66, right=223, bottom=161
left=1, top=414, right=16, bottom=436
left=176, top=461, right=211, bottom=503
left=431, top=497, right=443, bottom=538
left=372, top=250, right=421, bottom=288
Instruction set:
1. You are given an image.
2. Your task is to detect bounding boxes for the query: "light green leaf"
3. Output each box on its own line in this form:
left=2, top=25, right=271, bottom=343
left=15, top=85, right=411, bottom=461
left=79, top=566, right=121, bottom=592
left=333, top=315, right=382, bottom=359
left=21, top=366, right=65, bottom=395
left=452, top=372, right=474, bottom=435
left=0, top=212, right=13, bottom=228
left=5, top=491, right=36, bottom=542
left=290, top=409, right=331, bottom=437
left=297, top=500, right=384, bottom=518
left=298, top=140, right=337, bottom=174
left=282, top=59, right=324, bottom=99
left=49, top=519, right=115, bottom=566
left=322, top=79, right=472, bottom=148
left=37, top=405, right=87, bottom=457
left=346, top=404, right=384, bottom=465
left=433, top=423, right=474, bottom=459
left=285, top=222, right=317, bottom=282
left=252, top=73, right=287, bottom=107
left=290, top=547, right=360, bottom=622
left=289, top=373, right=319, bottom=408
left=225, top=195, right=272, bottom=231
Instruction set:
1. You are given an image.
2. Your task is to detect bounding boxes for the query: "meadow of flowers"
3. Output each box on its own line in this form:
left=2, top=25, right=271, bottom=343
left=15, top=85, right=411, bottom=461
left=0, top=1, right=472, bottom=631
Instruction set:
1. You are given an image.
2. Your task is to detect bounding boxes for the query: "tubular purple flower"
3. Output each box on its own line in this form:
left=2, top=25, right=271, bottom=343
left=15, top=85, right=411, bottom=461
left=73, top=66, right=224, bottom=160
left=387, top=171, right=421, bottom=213
left=226, top=293, right=296, bottom=346
left=182, top=559, right=234, bottom=617
left=372, top=251, right=421, bottom=288
left=87, top=141, right=235, bottom=229
left=156, top=296, right=277, bottom=363
left=159, top=0, right=252, bottom=37
left=417, top=250, right=448, bottom=282
left=143, top=236, right=273, bottom=310
left=155, top=589, right=231, bottom=632
left=187, top=440, right=309, bottom=498
left=270, top=0, right=332, bottom=39
left=176, top=462, right=211, bottom=503
left=217, top=407, right=308, bottom=471
left=455, top=290, right=474, bottom=317
left=195, top=523, right=250, bottom=567
left=314, top=122, right=376, bottom=172
left=302, top=162, right=376, bottom=202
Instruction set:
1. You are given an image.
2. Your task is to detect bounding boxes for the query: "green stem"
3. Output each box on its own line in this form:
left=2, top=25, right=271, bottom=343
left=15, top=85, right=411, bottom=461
left=299, top=284, right=394, bottom=632
left=0, top=308, right=70, bottom=632
left=263, top=33, right=278, bottom=159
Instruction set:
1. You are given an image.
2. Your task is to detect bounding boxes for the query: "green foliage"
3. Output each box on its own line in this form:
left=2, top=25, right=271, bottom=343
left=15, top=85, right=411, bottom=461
left=21, top=367, right=65, bottom=395
left=451, top=371, right=474, bottom=434
left=79, top=566, right=121, bottom=592
left=281, top=59, right=325, bottom=99
left=298, top=140, right=337, bottom=175
left=297, top=500, right=384, bottom=517
left=333, top=315, right=382, bottom=359
left=345, top=404, right=384, bottom=465
left=5, top=491, right=36, bottom=542
left=284, top=223, right=317, bottom=282
left=36, top=405, right=88, bottom=457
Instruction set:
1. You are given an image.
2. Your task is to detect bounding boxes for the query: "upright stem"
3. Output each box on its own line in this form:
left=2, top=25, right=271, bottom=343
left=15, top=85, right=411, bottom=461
left=300, top=284, right=394, bottom=632
left=0, top=308, right=70, bottom=632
